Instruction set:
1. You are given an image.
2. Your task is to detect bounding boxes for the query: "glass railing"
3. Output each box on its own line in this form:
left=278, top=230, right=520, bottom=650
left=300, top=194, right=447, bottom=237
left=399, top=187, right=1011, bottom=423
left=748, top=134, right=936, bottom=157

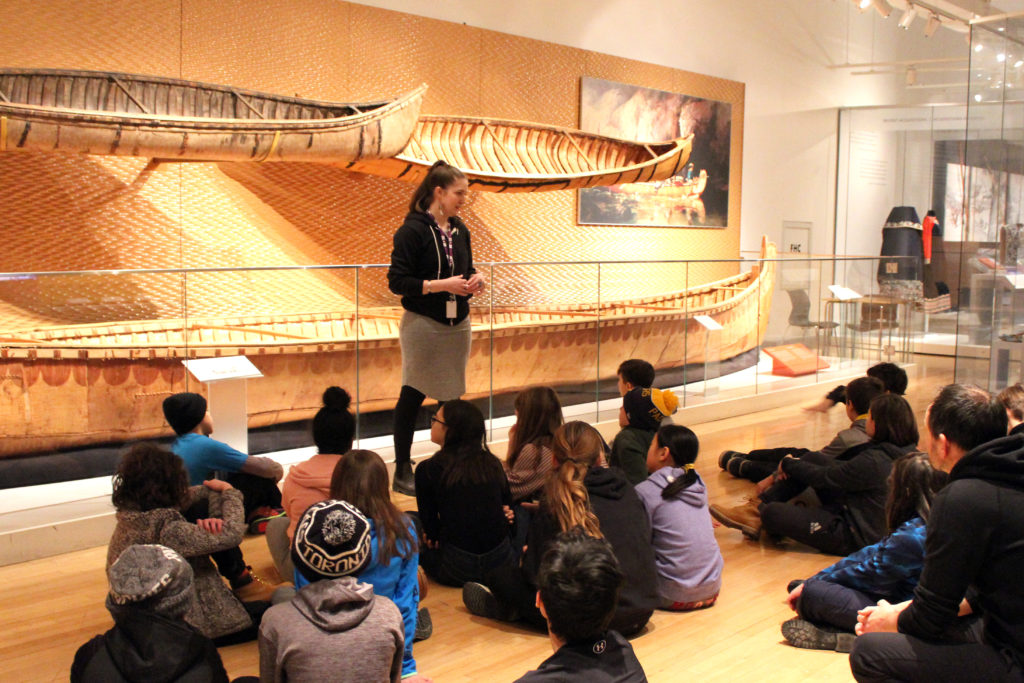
left=0, top=251, right=915, bottom=487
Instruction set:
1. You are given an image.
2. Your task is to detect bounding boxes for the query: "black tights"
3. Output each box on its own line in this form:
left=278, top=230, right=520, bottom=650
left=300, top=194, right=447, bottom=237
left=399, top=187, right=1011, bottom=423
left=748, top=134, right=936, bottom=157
left=393, top=385, right=427, bottom=466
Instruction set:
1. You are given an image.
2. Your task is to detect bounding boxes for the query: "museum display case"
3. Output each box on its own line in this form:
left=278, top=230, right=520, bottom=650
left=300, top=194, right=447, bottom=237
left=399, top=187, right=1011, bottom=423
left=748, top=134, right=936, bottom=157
left=951, top=16, right=1024, bottom=390
left=0, top=250, right=914, bottom=489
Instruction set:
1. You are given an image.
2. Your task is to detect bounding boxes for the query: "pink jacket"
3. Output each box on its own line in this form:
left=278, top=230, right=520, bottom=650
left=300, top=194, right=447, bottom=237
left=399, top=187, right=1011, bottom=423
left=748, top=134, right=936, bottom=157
left=282, top=453, right=341, bottom=540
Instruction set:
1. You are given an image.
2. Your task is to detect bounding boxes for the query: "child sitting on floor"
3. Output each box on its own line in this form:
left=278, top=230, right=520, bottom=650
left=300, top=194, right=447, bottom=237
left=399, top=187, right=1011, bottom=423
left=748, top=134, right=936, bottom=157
left=72, top=544, right=234, bottom=683
left=720, top=376, right=884, bottom=484
left=635, top=424, right=723, bottom=610
left=781, top=453, right=948, bottom=653
left=259, top=500, right=405, bottom=683
left=610, top=386, right=679, bottom=485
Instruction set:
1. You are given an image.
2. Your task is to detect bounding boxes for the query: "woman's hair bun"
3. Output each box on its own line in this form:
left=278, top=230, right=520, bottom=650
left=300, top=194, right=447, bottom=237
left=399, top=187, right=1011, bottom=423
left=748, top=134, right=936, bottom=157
left=322, top=386, right=351, bottom=410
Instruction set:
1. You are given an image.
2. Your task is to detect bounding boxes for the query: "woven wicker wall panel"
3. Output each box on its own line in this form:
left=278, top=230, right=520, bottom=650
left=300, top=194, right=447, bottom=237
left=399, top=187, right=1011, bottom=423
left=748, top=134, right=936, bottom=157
left=0, top=0, right=180, bottom=75
left=345, top=4, right=485, bottom=115
left=180, top=0, right=355, bottom=100
left=477, top=32, right=584, bottom=127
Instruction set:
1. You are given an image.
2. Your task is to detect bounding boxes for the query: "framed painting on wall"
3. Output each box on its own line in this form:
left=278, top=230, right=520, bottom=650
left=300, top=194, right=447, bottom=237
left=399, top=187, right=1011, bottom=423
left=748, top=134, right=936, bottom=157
left=577, top=76, right=731, bottom=228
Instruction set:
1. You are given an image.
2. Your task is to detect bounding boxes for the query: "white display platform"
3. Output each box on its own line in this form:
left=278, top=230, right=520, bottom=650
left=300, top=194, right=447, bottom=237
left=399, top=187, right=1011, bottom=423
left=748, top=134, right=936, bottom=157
left=0, top=354, right=877, bottom=566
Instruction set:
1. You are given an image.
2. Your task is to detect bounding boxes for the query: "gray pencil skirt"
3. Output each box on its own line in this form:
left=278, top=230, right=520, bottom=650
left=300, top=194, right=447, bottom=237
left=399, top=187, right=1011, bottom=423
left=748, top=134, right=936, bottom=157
left=399, top=310, right=471, bottom=400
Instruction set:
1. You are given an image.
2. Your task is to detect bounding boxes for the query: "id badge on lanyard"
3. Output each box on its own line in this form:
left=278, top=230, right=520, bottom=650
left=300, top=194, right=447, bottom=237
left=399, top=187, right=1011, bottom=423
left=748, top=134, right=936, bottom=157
left=439, top=226, right=457, bottom=319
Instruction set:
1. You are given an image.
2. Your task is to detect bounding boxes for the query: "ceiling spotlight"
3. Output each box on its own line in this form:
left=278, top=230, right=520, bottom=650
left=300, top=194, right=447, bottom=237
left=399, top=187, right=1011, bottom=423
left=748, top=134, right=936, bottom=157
left=924, top=13, right=940, bottom=37
left=1015, top=60, right=1023, bottom=68
left=974, top=93, right=983, bottom=102
left=871, top=0, right=893, bottom=18
left=898, top=5, right=917, bottom=29
left=859, top=0, right=873, bottom=9
left=975, top=44, right=984, bottom=52
left=998, top=53, right=1007, bottom=63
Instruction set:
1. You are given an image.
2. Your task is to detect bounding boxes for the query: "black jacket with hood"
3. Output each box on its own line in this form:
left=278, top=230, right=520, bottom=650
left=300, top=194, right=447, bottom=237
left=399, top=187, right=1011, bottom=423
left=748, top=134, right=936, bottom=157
left=71, top=605, right=229, bottom=683
left=780, top=440, right=915, bottom=549
left=898, top=433, right=1024, bottom=666
left=522, top=466, right=659, bottom=634
left=387, top=210, right=476, bottom=325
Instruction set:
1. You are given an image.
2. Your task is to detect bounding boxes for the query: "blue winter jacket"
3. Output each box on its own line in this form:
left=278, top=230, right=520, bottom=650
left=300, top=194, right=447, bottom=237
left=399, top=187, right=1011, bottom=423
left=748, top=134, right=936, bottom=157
left=809, top=516, right=926, bottom=600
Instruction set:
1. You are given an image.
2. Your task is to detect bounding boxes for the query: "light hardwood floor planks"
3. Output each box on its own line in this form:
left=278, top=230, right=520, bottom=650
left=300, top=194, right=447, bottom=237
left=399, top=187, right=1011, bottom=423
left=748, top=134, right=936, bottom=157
left=0, top=356, right=954, bottom=682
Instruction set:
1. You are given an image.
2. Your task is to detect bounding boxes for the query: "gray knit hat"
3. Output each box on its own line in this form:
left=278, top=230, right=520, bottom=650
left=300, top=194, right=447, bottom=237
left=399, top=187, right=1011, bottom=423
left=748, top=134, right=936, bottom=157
left=292, top=500, right=372, bottom=583
left=107, top=544, right=195, bottom=619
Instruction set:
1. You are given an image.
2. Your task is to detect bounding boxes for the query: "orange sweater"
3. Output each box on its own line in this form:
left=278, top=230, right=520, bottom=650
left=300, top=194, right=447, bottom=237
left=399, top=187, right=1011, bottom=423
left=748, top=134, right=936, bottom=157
left=281, top=453, right=342, bottom=540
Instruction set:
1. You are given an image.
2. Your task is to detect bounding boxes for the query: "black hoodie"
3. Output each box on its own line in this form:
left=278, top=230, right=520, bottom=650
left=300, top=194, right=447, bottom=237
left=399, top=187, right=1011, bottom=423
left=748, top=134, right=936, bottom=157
left=780, top=440, right=915, bottom=549
left=898, top=433, right=1024, bottom=666
left=71, top=606, right=229, bottom=683
left=584, top=466, right=660, bottom=633
left=387, top=211, right=476, bottom=325
left=522, top=467, right=659, bottom=634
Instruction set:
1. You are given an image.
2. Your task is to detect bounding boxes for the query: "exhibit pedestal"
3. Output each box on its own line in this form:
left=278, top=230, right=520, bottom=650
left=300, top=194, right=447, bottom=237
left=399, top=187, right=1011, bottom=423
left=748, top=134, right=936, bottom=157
left=182, top=356, right=263, bottom=454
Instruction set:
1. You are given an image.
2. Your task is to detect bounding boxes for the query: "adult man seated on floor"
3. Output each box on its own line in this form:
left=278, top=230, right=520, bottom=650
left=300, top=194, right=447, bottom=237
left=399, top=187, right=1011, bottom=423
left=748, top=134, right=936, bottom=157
left=851, top=383, right=1023, bottom=682
left=163, top=392, right=284, bottom=532
left=515, top=531, right=647, bottom=683
left=719, top=376, right=885, bottom=485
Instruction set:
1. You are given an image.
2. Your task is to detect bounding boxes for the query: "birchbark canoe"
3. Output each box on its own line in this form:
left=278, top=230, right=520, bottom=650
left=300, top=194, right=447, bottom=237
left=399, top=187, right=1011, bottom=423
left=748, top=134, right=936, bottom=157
left=0, top=239, right=774, bottom=457
left=342, top=115, right=693, bottom=192
left=0, top=68, right=426, bottom=163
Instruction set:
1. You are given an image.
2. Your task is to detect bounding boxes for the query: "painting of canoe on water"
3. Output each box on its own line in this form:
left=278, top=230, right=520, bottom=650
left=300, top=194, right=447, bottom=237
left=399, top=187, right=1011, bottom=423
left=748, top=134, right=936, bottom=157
left=577, top=76, right=732, bottom=228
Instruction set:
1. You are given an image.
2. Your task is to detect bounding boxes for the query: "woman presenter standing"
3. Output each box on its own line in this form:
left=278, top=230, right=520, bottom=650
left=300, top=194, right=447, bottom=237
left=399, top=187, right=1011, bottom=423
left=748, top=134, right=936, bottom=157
left=387, top=161, right=485, bottom=495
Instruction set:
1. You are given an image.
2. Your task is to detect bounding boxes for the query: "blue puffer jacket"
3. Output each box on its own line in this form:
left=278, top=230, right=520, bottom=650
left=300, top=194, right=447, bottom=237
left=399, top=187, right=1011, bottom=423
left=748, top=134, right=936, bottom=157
left=809, top=516, right=926, bottom=600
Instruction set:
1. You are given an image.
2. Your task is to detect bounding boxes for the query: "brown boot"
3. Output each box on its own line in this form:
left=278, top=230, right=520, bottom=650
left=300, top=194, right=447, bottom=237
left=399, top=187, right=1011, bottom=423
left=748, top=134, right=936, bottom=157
left=710, top=498, right=762, bottom=540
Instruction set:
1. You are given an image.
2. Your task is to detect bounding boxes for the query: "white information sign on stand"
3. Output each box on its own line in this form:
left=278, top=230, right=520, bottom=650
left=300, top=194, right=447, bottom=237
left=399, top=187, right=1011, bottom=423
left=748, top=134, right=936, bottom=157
left=828, top=284, right=862, bottom=301
left=182, top=356, right=263, bottom=454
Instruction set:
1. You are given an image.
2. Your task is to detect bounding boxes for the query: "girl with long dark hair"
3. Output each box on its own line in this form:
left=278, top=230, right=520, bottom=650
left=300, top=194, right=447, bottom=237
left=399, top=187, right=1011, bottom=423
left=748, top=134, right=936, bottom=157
left=414, top=399, right=513, bottom=586
left=387, top=161, right=486, bottom=496
left=635, top=425, right=723, bottom=610
left=504, top=386, right=563, bottom=503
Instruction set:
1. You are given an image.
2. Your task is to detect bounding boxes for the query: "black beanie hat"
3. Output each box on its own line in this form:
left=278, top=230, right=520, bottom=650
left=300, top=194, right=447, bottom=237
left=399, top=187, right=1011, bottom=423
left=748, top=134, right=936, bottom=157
left=292, top=500, right=372, bottom=583
left=162, top=392, right=207, bottom=436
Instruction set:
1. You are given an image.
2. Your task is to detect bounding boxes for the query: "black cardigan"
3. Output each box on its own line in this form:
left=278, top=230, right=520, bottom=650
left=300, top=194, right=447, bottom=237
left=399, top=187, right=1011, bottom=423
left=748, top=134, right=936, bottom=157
left=387, top=210, right=476, bottom=325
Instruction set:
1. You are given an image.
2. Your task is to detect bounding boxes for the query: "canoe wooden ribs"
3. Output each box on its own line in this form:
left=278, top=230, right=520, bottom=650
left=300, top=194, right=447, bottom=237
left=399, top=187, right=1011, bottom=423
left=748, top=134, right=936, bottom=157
left=0, top=239, right=775, bottom=457
left=343, top=115, right=694, bottom=192
left=0, top=68, right=426, bottom=163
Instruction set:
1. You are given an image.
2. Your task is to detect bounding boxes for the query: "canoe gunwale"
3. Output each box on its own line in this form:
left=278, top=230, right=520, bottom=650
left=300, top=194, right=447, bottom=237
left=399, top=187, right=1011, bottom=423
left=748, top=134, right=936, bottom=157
left=0, top=83, right=429, bottom=133
left=0, top=247, right=775, bottom=358
left=0, top=68, right=403, bottom=111
left=382, top=134, right=691, bottom=183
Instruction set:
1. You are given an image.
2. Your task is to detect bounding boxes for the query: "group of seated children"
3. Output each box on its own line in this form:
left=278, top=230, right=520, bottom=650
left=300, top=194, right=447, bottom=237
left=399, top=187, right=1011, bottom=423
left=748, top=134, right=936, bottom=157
left=76, top=356, right=1024, bottom=681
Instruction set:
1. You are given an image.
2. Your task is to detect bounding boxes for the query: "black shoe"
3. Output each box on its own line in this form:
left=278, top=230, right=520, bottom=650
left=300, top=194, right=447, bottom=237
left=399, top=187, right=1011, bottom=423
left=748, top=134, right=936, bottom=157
left=781, top=618, right=855, bottom=653
left=719, top=450, right=744, bottom=470
left=787, top=579, right=804, bottom=593
left=414, top=607, right=432, bottom=641
left=463, top=582, right=518, bottom=622
left=726, top=456, right=749, bottom=479
left=392, top=461, right=415, bottom=496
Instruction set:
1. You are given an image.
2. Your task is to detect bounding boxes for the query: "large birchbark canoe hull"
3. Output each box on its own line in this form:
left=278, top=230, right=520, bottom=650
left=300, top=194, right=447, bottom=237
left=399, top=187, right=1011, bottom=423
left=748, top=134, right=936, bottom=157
left=0, top=241, right=774, bottom=457
left=0, top=69, right=426, bottom=163
left=343, top=115, right=693, bottom=192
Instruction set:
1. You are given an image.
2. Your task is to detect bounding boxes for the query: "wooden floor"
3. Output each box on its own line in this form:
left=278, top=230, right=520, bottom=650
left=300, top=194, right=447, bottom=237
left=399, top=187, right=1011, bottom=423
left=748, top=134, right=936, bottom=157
left=0, top=355, right=956, bottom=682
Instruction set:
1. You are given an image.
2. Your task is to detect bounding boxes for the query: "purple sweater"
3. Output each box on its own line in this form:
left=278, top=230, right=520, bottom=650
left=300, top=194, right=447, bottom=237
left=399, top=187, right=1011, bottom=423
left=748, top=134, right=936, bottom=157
left=635, top=467, right=723, bottom=604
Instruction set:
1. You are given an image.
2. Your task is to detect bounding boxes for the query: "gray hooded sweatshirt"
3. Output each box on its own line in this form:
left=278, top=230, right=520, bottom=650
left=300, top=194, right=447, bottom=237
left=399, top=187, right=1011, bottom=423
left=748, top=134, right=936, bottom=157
left=258, top=576, right=404, bottom=683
